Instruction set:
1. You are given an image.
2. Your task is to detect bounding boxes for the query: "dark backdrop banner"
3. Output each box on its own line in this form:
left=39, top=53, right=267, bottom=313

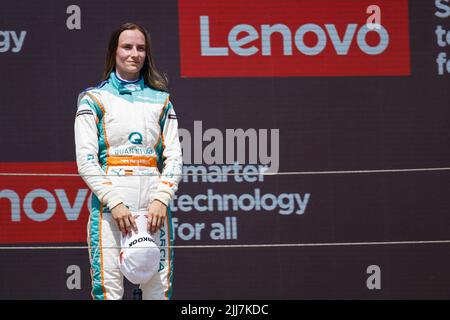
left=1, top=0, right=450, bottom=299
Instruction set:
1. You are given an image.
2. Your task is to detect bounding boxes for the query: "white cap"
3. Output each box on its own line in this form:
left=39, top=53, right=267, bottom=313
left=118, top=214, right=160, bottom=285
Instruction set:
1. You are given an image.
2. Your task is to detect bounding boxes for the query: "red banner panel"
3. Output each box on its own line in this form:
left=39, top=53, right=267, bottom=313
left=179, top=0, right=410, bottom=77
left=0, top=162, right=89, bottom=244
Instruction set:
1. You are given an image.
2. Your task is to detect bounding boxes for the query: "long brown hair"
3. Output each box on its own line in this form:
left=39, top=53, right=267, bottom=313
left=102, top=22, right=168, bottom=92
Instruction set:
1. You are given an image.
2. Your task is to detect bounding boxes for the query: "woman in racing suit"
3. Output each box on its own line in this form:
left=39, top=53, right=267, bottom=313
left=74, top=22, right=182, bottom=300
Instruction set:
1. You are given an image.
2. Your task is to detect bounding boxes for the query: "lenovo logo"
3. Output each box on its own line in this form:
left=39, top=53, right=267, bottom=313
left=0, top=161, right=90, bottom=244
left=0, top=188, right=89, bottom=222
left=179, top=0, right=410, bottom=77
left=200, top=16, right=389, bottom=57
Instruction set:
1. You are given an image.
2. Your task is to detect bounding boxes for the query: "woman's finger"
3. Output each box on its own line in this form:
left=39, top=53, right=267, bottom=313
left=118, top=219, right=126, bottom=235
left=153, top=216, right=161, bottom=232
left=150, top=215, right=157, bottom=234
left=129, top=215, right=138, bottom=233
left=124, top=218, right=131, bottom=234
left=147, top=214, right=154, bottom=233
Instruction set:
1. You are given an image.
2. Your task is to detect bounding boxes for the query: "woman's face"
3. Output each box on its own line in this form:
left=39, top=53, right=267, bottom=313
left=115, top=29, right=146, bottom=81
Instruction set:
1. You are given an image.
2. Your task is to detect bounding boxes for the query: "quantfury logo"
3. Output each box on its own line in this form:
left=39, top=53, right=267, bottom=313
left=128, top=132, right=143, bottom=145
left=178, top=0, right=410, bottom=77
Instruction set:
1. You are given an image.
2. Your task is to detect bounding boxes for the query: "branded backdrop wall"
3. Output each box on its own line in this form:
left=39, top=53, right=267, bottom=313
left=1, top=0, right=450, bottom=299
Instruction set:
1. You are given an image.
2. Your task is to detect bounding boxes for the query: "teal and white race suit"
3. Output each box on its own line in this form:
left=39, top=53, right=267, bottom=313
left=74, top=71, right=182, bottom=300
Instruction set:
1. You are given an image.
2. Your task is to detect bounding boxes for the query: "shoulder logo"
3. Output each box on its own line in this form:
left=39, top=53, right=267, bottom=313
left=168, top=114, right=177, bottom=120
left=128, top=132, right=143, bottom=145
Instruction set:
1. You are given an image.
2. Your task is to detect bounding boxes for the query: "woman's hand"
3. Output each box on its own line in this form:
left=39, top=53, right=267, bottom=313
left=111, top=203, right=138, bottom=236
left=147, top=200, right=167, bottom=234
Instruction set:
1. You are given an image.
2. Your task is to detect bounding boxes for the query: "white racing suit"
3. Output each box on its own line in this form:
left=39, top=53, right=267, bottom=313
left=74, top=71, right=182, bottom=300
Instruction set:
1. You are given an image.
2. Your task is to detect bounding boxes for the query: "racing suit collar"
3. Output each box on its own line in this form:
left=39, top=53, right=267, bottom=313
left=110, top=70, right=145, bottom=94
